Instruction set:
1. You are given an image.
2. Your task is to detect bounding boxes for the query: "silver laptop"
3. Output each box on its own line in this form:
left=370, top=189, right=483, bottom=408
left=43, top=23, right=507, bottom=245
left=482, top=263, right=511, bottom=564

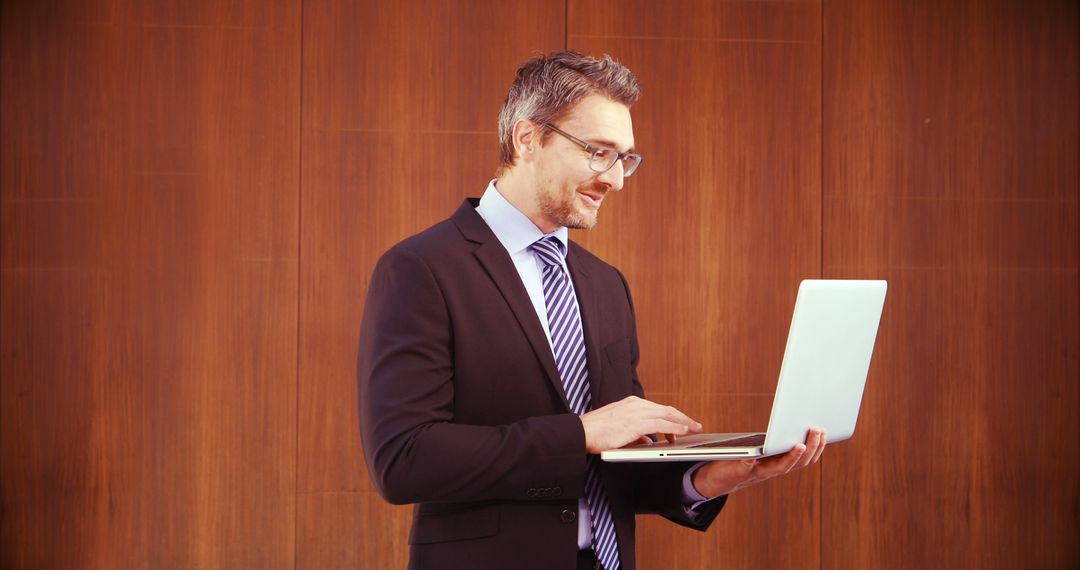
left=601, top=279, right=887, bottom=462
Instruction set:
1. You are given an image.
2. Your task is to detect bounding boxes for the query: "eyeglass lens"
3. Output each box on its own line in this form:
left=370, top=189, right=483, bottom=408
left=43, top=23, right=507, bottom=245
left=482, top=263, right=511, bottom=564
left=590, top=148, right=641, bottom=177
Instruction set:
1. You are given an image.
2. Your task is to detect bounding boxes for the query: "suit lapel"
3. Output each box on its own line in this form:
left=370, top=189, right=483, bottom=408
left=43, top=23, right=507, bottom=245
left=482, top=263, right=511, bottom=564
left=453, top=200, right=568, bottom=409
left=566, top=245, right=608, bottom=408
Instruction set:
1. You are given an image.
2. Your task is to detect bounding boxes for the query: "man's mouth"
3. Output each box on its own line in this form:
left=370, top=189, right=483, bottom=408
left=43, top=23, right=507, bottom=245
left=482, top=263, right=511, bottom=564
left=578, top=189, right=605, bottom=208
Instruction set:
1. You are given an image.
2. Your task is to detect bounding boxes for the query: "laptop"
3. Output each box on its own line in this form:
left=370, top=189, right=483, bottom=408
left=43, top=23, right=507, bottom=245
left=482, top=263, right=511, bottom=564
left=601, top=279, right=887, bottom=462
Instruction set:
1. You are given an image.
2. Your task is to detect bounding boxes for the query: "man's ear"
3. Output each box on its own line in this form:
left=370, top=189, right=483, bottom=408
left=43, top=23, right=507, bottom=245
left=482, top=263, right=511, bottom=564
left=511, top=119, right=540, bottom=164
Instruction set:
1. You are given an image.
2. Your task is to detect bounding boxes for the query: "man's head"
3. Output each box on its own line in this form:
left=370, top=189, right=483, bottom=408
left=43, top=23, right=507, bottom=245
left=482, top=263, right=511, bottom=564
left=495, top=51, right=642, bottom=232
left=497, top=52, right=640, bottom=170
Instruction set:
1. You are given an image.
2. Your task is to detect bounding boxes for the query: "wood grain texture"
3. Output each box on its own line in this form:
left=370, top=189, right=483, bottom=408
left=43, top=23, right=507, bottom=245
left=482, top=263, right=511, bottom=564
left=569, top=2, right=823, bottom=567
left=2, top=0, right=1076, bottom=568
left=297, top=492, right=412, bottom=570
left=823, top=0, right=1079, bottom=568
left=1, top=1, right=301, bottom=568
left=568, top=0, right=820, bottom=42
left=296, top=1, right=563, bottom=568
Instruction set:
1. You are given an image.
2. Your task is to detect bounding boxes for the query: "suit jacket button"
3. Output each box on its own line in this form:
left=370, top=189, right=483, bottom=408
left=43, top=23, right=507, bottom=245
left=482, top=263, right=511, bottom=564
left=560, top=509, right=577, bottom=523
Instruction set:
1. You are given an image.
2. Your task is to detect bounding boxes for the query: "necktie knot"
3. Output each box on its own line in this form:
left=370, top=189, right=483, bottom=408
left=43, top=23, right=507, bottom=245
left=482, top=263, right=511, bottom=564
left=530, top=236, right=566, bottom=269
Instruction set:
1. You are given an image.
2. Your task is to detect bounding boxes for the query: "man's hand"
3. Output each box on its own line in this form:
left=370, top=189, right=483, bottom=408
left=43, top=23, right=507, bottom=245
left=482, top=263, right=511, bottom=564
left=691, top=428, right=827, bottom=498
left=580, top=396, right=703, bottom=454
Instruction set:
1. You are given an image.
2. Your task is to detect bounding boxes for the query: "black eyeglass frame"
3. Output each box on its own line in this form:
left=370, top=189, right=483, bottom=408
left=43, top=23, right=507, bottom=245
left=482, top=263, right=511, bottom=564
left=541, top=122, right=643, bottom=178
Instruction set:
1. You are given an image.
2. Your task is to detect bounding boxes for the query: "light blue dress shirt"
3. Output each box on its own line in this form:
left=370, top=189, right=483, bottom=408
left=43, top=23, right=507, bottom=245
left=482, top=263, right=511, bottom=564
left=474, top=180, right=714, bottom=550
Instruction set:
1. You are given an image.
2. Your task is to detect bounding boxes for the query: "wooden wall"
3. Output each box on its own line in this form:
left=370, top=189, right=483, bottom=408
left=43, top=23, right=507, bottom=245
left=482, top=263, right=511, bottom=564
left=822, top=1, right=1079, bottom=567
left=2, top=1, right=302, bottom=567
left=2, top=0, right=1076, bottom=568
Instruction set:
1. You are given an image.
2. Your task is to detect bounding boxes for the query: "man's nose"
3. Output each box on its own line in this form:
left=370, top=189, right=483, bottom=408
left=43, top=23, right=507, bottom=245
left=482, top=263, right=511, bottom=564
left=596, top=161, right=625, bottom=191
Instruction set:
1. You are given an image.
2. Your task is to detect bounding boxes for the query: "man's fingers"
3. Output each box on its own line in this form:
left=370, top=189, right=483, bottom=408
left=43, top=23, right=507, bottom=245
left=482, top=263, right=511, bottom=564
left=759, top=444, right=805, bottom=476
left=786, top=444, right=808, bottom=472
left=811, top=431, right=827, bottom=463
left=649, top=419, right=698, bottom=437
left=790, top=430, right=817, bottom=469
left=796, top=443, right=816, bottom=469
left=584, top=396, right=704, bottom=452
left=657, top=405, right=703, bottom=432
left=798, top=429, right=824, bottom=467
left=619, top=397, right=702, bottom=432
left=691, top=428, right=830, bottom=496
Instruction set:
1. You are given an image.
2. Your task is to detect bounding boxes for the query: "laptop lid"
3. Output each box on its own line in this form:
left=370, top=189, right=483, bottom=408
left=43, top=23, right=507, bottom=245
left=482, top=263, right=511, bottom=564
left=760, top=279, right=887, bottom=456
left=600, top=279, right=887, bottom=462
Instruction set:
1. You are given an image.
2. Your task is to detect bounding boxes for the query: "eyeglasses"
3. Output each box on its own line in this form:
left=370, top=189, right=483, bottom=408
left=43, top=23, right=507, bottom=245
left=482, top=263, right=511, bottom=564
left=541, top=122, right=643, bottom=178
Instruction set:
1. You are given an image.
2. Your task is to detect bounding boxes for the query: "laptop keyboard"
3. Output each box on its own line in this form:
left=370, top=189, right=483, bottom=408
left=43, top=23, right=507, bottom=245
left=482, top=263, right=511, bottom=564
left=687, top=433, right=766, bottom=448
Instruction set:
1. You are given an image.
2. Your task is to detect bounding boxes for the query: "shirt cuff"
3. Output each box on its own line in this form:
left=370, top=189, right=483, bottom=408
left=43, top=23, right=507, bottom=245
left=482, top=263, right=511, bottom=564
left=681, top=462, right=720, bottom=512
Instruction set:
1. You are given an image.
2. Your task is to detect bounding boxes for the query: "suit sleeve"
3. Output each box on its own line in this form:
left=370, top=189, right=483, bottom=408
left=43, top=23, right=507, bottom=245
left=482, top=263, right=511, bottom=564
left=358, top=246, right=586, bottom=505
left=614, top=268, right=728, bottom=530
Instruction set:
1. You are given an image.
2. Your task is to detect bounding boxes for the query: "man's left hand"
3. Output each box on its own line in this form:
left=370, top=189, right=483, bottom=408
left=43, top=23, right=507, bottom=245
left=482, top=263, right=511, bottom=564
left=690, top=428, right=827, bottom=498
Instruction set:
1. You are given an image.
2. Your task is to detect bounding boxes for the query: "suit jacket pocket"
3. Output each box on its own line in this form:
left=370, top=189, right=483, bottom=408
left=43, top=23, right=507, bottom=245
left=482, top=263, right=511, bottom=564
left=408, top=505, right=500, bottom=545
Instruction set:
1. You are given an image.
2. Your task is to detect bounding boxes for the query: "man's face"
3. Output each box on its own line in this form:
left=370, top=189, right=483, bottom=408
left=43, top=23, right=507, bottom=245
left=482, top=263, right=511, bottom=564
left=533, top=94, right=635, bottom=230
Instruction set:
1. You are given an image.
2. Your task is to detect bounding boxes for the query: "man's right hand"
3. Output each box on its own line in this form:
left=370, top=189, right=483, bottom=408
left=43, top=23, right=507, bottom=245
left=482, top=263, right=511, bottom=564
left=579, top=396, right=703, bottom=454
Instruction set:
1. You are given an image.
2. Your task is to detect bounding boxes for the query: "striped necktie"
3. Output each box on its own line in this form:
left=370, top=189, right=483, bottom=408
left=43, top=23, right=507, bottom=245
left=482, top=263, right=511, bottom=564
left=529, top=236, right=620, bottom=570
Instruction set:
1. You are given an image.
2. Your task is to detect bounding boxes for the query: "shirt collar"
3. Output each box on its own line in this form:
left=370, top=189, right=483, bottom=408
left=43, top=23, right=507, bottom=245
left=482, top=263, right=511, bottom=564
left=476, top=179, right=569, bottom=256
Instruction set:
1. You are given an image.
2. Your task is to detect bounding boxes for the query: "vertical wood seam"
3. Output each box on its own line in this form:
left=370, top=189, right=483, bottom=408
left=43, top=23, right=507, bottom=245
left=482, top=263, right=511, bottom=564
left=819, top=1, right=826, bottom=568
left=564, top=0, right=569, bottom=50
left=295, top=0, right=306, bottom=568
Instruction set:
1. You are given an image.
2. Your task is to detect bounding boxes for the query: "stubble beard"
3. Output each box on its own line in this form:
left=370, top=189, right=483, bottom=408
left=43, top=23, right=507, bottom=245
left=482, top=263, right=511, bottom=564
left=537, top=183, right=600, bottom=230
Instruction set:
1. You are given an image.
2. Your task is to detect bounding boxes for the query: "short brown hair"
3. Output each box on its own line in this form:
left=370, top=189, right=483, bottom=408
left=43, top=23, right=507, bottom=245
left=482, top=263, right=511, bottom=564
left=496, top=51, right=640, bottom=173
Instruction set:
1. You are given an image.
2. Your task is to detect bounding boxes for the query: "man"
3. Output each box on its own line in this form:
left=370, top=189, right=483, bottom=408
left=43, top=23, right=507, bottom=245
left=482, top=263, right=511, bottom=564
left=358, top=51, right=826, bottom=570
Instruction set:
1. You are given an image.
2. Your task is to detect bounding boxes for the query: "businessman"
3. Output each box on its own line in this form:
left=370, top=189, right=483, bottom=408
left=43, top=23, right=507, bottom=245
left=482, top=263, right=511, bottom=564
left=358, top=51, right=826, bottom=570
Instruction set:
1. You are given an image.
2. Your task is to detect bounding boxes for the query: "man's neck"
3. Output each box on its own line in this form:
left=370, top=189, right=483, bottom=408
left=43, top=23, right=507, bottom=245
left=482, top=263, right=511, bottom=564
left=493, top=172, right=558, bottom=234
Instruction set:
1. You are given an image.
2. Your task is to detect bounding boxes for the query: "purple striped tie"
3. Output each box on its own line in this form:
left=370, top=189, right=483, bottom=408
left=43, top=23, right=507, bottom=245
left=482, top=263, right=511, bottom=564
left=530, top=236, right=620, bottom=570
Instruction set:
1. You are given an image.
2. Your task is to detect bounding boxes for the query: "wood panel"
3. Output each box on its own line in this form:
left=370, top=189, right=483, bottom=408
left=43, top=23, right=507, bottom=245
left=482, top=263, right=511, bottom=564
left=296, top=0, right=564, bottom=567
left=569, top=1, right=823, bottom=568
left=822, top=0, right=1079, bottom=568
left=0, top=1, right=301, bottom=567
left=3, top=0, right=1077, bottom=569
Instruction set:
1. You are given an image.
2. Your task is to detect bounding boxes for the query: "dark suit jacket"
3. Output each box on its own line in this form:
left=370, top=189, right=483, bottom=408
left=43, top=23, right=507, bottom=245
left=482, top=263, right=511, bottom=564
left=358, top=199, right=724, bottom=570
